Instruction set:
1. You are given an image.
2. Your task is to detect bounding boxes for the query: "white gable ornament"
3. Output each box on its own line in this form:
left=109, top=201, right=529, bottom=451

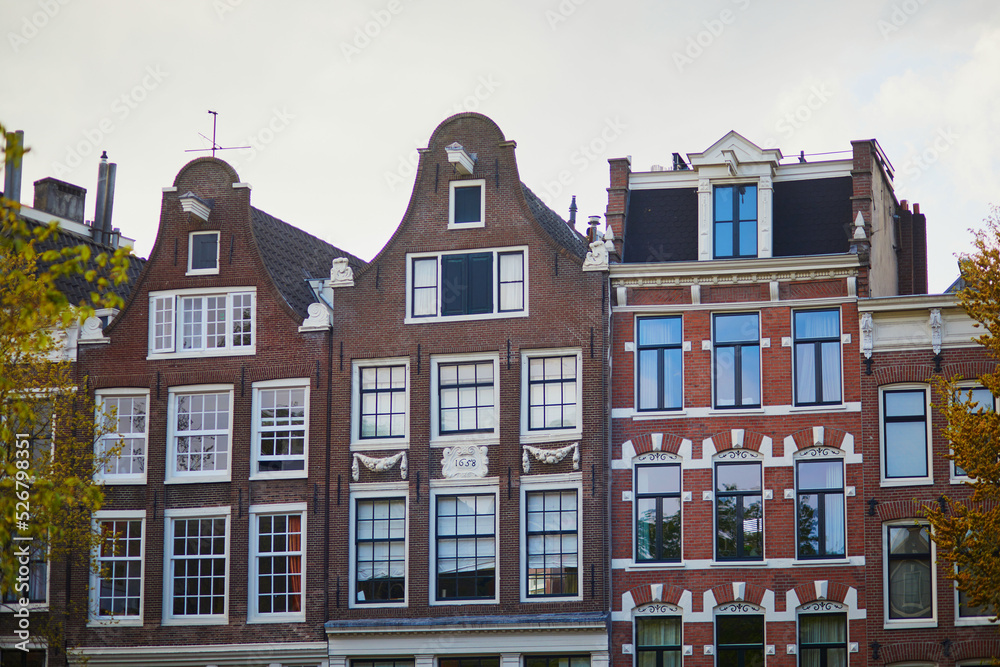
left=352, top=451, right=407, bottom=481
left=299, top=302, right=331, bottom=332
left=329, top=257, right=354, bottom=287
left=78, top=316, right=109, bottom=344
left=582, top=238, right=610, bottom=272
left=441, top=445, right=489, bottom=479
left=522, top=442, right=580, bottom=473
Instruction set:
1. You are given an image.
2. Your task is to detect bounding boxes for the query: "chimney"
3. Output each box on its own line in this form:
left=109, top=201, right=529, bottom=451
left=586, top=215, right=601, bottom=243
left=568, top=195, right=578, bottom=230
left=93, top=152, right=117, bottom=246
left=3, top=130, right=24, bottom=203
left=33, top=177, right=87, bottom=223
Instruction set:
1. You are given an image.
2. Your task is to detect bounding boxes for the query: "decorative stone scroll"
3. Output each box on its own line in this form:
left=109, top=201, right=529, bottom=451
left=78, top=316, right=109, bottom=343
left=522, top=442, right=580, bottom=473
left=716, top=602, right=762, bottom=614
left=299, top=302, right=331, bottom=332
left=799, top=600, right=846, bottom=612
left=634, top=603, right=680, bottom=615
left=441, top=445, right=489, bottom=479
left=352, top=451, right=407, bottom=482
left=582, top=238, right=609, bottom=271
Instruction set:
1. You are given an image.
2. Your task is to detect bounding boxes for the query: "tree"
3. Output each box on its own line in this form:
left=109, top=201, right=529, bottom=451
left=0, top=124, right=134, bottom=640
left=926, top=205, right=1000, bottom=621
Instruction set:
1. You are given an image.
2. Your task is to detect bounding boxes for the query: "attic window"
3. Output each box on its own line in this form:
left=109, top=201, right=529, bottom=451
left=449, top=180, right=485, bottom=228
left=188, top=231, right=220, bottom=275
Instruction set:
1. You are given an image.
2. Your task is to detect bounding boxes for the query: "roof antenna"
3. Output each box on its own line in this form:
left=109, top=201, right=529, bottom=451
left=185, top=110, right=250, bottom=158
left=799, top=150, right=807, bottom=163
left=568, top=195, right=578, bottom=229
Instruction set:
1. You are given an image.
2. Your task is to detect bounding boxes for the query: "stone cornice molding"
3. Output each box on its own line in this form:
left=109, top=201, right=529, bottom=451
left=610, top=254, right=860, bottom=289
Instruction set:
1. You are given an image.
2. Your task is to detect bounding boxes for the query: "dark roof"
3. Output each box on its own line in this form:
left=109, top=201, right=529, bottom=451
left=772, top=177, right=852, bottom=257
left=250, top=207, right=366, bottom=319
left=623, top=187, right=699, bottom=263
left=521, top=184, right=588, bottom=259
left=27, top=220, right=146, bottom=307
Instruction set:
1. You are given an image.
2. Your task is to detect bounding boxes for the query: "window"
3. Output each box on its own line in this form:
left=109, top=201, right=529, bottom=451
left=441, top=658, right=499, bottom=667
left=355, top=497, right=405, bottom=604
left=437, top=359, right=496, bottom=437
left=91, top=515, right=143, bottom=622
left=449, top=179, right=485, bottom=227
left=794, top=310, right=841, bottom=405
left=636, top=616, right=682, bottom=667
left=957, top=564, right=993, bottom=620
left=715, top=461, right=763, bottom=561
left=637, top=317, right=683, bottom=411
left=635, top=464, right=681, bottom=562
left=167, top=386, right=232, bottom=483
left=526, top=490, right=578, bottom=597
left=164, top=509, right=229, bottom=623
left=187, top=231, right=219, bottom=275
left=252, top=380, right=308, bottom=477
left=796, top=459, right=845, bottom=559
left=716, top=614, right=764, bottom=665
left=527, top=354, right=578, bottom=431
left=2, top=540, right=46, bottom=605
left=148, top=289, right=255, bottom=357
left=799, top=613, right=847, bottom=667
left=359, top=365, right=406, bottom=440
left=886, top=523, right=934, bottom=621
left=95, top=391, right=148, bottom=483
left=0, top=650, right=46, bottom=667
left=525, top=657, right=589, bottom=667
left=250, top=507, right=305, bottom=622
left=407, top=248, right=527, bottom=321
left=882, top=388, right=929, bottom=481
left=713, top=313, right=760, bottom=408
left=435, top=494, right=495, bottom=601
left=713, top=184, right=757, bottom=258
left=953, top=386, right=994, bottom=477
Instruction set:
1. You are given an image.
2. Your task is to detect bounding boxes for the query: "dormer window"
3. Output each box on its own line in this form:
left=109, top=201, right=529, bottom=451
left=188, top=231, right=220, bottom=275
left=449, top=180, right=485, bottom=228
left=713, top=185, right=757, bottom=258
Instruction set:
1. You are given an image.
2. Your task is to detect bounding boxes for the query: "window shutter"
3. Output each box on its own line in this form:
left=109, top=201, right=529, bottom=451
left=467, top=253, right=493, bottom=314
left=441, top=255, right=466, bottom=316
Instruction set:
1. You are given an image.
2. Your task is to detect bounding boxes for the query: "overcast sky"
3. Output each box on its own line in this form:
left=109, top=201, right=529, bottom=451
left=2, top=0, right=998, bottom=292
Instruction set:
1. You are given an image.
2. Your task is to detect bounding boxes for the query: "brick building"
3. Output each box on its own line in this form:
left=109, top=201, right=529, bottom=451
left=603, top=132, right=948, bottom=666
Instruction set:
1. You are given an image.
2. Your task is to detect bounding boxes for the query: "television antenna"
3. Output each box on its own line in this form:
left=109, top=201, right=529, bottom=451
left=185, top=110, right=250, bottom=157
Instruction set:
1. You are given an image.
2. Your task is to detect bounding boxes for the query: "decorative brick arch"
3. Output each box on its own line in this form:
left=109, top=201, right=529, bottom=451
left=626, top=583, right=686, bottom=608
left=872, top=365, right=935, bottom=386
left=788, top=426, right=849, bottom=451
left=940, top=360, right=996, bottom=381
left=952, top=638, right=1000, bottom=661
left=880, top=641, right=943, bottom=664
left=876, top=499, right=937, bottom=522
left=707, top=429, right=767, bottom=453
left=629, top=432, right=686, bottom=457
left=792, top=580, right=851, bottom=605
left=711, top=582, right=767, bottom=606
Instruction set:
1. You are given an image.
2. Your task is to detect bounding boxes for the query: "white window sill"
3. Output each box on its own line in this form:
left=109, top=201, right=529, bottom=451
left=350, top=600, right=408, bottom=609
left=520, top=430, right=582, bottom=445
left=429, top=598, right=499, bottom=606
left=447, top=221, right=485, bottom=230
left=87, top=617, right=143, bottom=627
left=247, top=613, right=306, bottom=624
left=950, top=477, right=974, bottom=485
left=883, top=619, right=937, bottom=630
left=626, top=561, right=686, bottom=571
left=955, top=616, right=997, bottom=627
left=631, top=410, right=686, bottom=420
left=405, top=311, right=528, bottom=325
left=161, top=616, right=228, bottom=626
left=350, top=437, right=410, bottom=450
left=430, top=433, right=499, bottom=448
left=95, top=476, right=147, bottom=486
left=147, top=347, right=256, bottom=361
left=711, top=560, right=769, bottom=567
left=708, top=407, right=765, bottom=415
left=880, top=478, right=934, bottom=487
left=522, top=594, right=583, bottom=603
left=792, top=558, right=851, bottom=566
left=185, top=268, right=220, bottom=277
left=249, top=470, right=307, bottom=481
left=788, top=403, right=849, bottom=413
left=165, top=474, right=231, bottom=485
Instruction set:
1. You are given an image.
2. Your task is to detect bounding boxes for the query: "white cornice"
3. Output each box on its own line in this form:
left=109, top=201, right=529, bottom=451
left=70, top=641, right=327, bottom=666
left=858, top=294, right=959, bottom=312
left=610, top=254, right=860, bottom=287
left=771, top=159, right=853, bottom=182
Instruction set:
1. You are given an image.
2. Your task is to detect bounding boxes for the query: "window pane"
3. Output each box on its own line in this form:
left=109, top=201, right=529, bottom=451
left=886, top=390, right=925, bottom=416
left=714, top=187, right=733, bottom=222
left=738, top=219, right=756, bottom=256
left=663, top=348, right=683, bottom=409
left=453, top=185, right=481, bottom=223
left=885, top=421, right=927, bottom=477
left=638, top=349, right=659, bottom=410
left=715, top=221, right=733, bottom=257
left=717, top=463, right=761, bottom=492
left=795, top=310, right=840, bottom=338
left=715, top=346, right=736, bottom=407
left=740, top=345, right=760, bottom=405
left=798, top=461, right=842, bottom=490
left=637, top=465, right=680, bottom=494
left=737, top=185, right=757, bottom=220
left=191, top=233, right=218, bottom=270
left=715, top=314, right=758, bottom=343
left=718, top=614, right=764, bottom=644
left=639, top=317, right=682, bottom=346
left=637, top=616, right=681, bottom=645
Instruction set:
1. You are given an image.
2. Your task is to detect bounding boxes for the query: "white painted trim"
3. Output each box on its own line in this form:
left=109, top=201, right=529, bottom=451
left=448, top=178, right=486, bottom=228
left=609, top=253, right=859, bottom=280
left=882, top=519, right=937, bottom=629
left=711, top=311, right=762, bottom=410
left=348, top=490, right=409, bottom=609
left=350, top=357, right=410, bottom=449
left=878, top=384, right=933, bottom=487
left=185, top=230, right=220, bottom=276
left=793, top=454, right=847, bottom=560
left=429, top=353, right=501, bottom=446
left=612, top=402, right=861, bottom=421
left=428, top=484, right=500, bottom=606
left=162, top=507, right=231, bottom=626
left=247, top=503, right=307, bottom=623
left=790, top=306, right=845, bottom=408
left=146, top=287, right=257, bottom=359
left=165, top=385, right=234, bottom=484
left=613, top=295, right=858, bottom=314
left=519, top=347, right=583, bottom=441
left=88, top=510, right=146, bottom=627
left=249, top=378, right=310, bottom=480
left=94, top=389, right=150, bottom=485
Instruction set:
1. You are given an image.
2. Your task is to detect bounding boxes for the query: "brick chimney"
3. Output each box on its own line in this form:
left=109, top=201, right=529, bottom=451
left=33, top=177, right=87, bottom=223
left=605, top=156, right=631, bottom=258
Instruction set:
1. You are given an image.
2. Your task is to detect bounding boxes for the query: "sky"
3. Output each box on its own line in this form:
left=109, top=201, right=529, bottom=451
left=2, top=0, right=998, bottom=293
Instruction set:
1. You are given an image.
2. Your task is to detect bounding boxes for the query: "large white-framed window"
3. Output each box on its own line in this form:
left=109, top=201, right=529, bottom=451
left=430, top=482, right=499, bottom=605
left=713, top=183, right=757, bottom=259
left=248, top=503, right=306, bottom=623
left=797, top=607, right=847, bottom=667
left=880, top=385, right=932, bottom=486
left=94, top=389, right=149, bottom=485
left=89, top=510, right=144, bottom=626
left=635, top=462, right=682, bottom=564
left=186, top=230, right=220, bottom=276
left=351, top=358, right=409, bottom=448
left=715, top=603, right=765, bottom=665
left=430, top=354, right=500, bottom=445
left=162, top=506, right=230, bottom=625
left=520, top=348, right=582, bottom=442
left=793, top=309, right=842, bottom=406
left=350, top=484, right=408, bottom=607
left=955, top=564, right=996, bottom=626
left=147, top=287, right=255, bottom=359
left=250, top=378, right=309, bottom=479
left=951, top=383, right=995, bottom=482
left=520, top=472, right=582, bottom=602
left=713, top=312, right=761, bottom=409
left=634, top=603, right=683, bottom=667
left=795, top=454, right=846, bottom=560
left=636, top=315, right=684, bottom=412
left=714, top=458, right=763, bottom=561
left=449, top=179, right=485, bottom=228
left=405, top=247, right=528, bottom=323
left=883, top=520, right=936, bottom=628
left=166, top=385, right=233, bottom=484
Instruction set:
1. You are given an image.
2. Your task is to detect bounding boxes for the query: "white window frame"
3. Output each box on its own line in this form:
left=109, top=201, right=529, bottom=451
left=0, top=537, right=49, bottom=612
left=711, top=311, right=762, bottom=410
left=349, top=483, right=409, bottom=609
left=94, top=389, right=150, bottom=485
left=954, top=565, right=996, bottom=626
left=250, top=378, right=310, bottom=480
left=795, top=602, right=849, bottom=665
left=147, top=287, right=256, bottom=359
left=88, top=510, right=145, bottom=626
left=520, top=348, right=583, bottom=443
left=162, top=506, right=230, bottom=626
left=449, top=179, right=486, bottom=229
left=950, top=382, right=994, bottom=484
left=430, top=353, right=500, bottom=446
left=879, top=384, right=933, bottom=487
left=165, top=384, right=234, bottom=484
left=791, top=307, right=844, bottom=407
left=714, top=602, right=766, bottom=662
left=519, top=472, right=583, bottom=603
left=248, top=502, right=307, bottom=623
left=712, top=452, right=765, bottom=564
left=793, top=449, right=847, bottom=562
left=633, top=603, right=684, bottom=667
left=634, top=315, right=685, bottom=414
left=404, top=246, right=529, bottom=324
left=186, top=230, right=221, bottom=276
left=429, top=480, right=500, bottom=606
left=883, top=519, right=937, bottom=630
left=351, top=358, right=410, bottom=449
